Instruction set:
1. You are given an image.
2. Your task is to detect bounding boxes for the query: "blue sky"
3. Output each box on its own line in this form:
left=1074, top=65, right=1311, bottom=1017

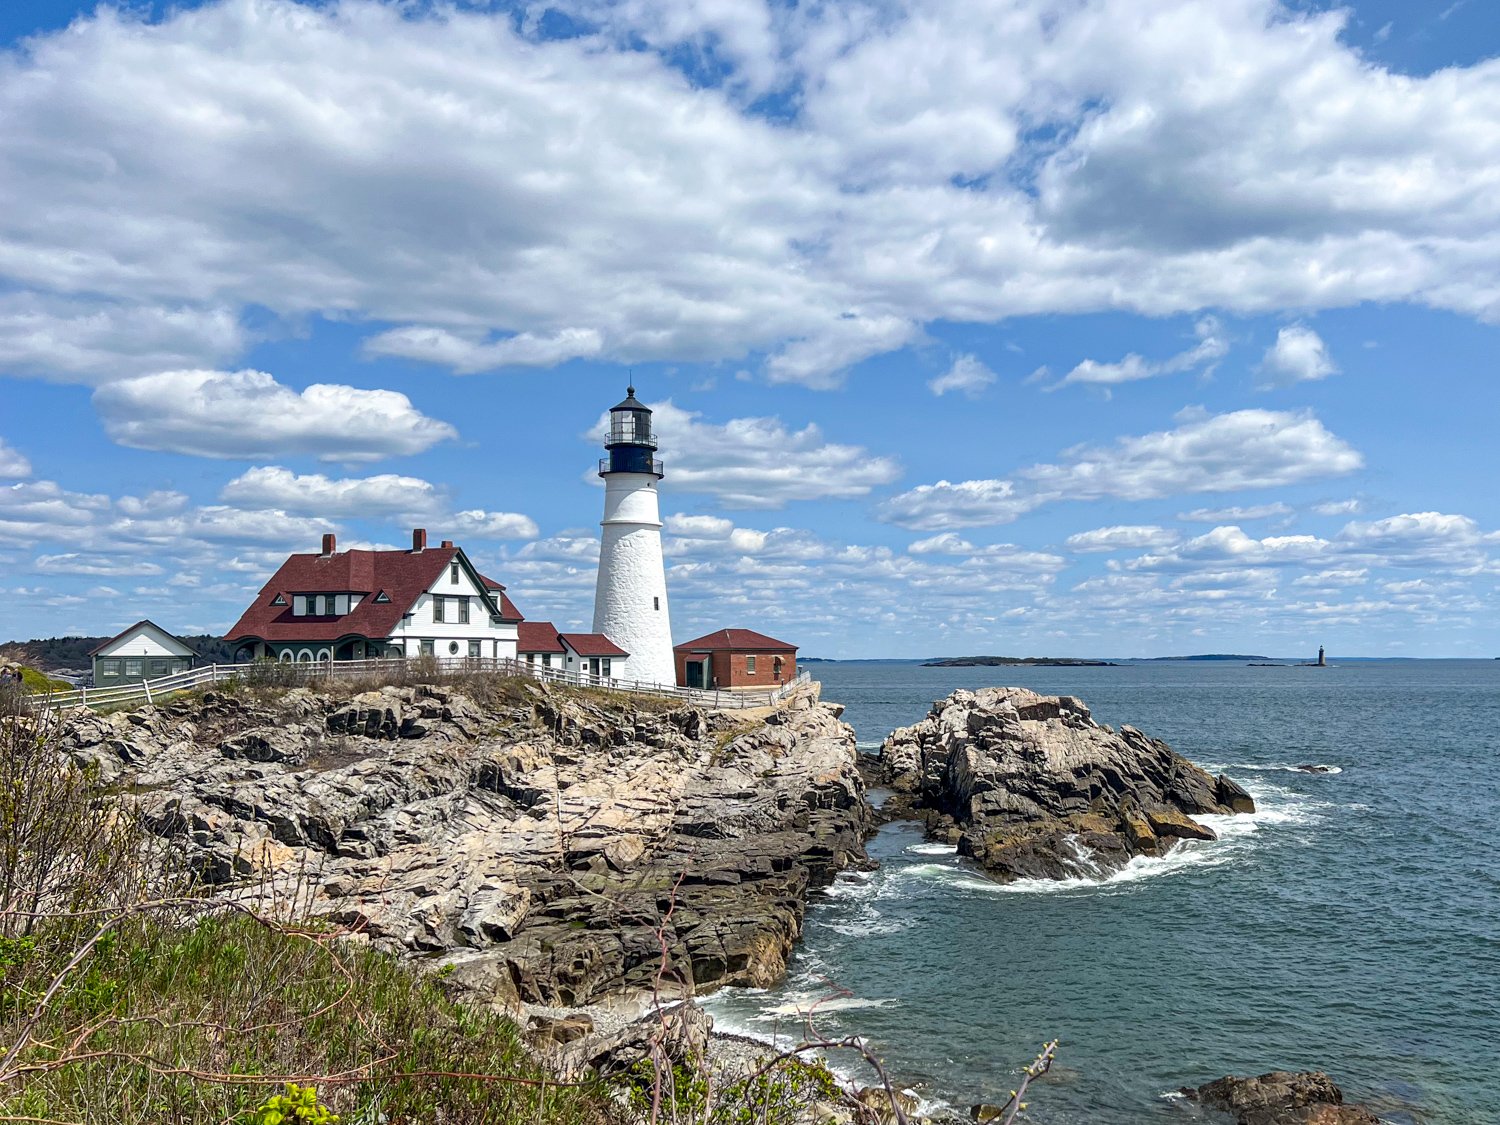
left=2, top=0, right=1498, bottom=658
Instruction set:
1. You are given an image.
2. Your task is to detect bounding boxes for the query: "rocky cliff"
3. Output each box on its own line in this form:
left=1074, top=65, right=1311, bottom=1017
left=877, top=687, right=1254, bottom=881
left=55, top=678, right=869, bottom=1012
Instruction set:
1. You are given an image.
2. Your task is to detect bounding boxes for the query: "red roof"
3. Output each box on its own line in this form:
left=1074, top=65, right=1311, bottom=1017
left=478, top=574, right=524, bottom=622
left=674, top=628, right=797, bottom=653
left=517, top=621, right=566, bottom=654
left=227, top=546, right=520, bottom=642
left=559, top=633, right=629, bottom=657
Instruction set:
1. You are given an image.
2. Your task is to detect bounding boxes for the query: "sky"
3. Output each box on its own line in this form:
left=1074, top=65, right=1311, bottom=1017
left=1, top=0, right=1498, bottom=659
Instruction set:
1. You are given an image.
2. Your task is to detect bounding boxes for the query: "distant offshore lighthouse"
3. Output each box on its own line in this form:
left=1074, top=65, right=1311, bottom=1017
left=592, top=387, right=676, bottom=686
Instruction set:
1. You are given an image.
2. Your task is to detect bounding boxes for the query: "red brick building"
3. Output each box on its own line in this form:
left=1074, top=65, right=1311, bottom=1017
left=674, top=628, right=797, bottom=690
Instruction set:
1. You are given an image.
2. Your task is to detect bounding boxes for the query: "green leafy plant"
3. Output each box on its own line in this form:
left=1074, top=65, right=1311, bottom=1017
left=248, top=1083, right=340, bottom=1124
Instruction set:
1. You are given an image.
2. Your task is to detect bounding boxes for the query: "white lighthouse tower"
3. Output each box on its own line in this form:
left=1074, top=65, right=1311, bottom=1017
left=592, top=387, right=676, bottom=686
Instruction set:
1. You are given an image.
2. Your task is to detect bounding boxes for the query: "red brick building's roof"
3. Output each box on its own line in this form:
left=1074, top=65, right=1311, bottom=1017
left=674, top=628, right=797, bottom=653
left=517, top=621, right=567, bottom=654
left=227, top=545, right=521, bottom=643
left=559, top=633, right=629, bottom=657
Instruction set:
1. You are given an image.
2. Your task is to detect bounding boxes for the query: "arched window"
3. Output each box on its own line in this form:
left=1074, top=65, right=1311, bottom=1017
left=297, top=649, right=314, bottom=663
left=279, top=650, right=293, bottom=664
left=316, top=648, right=332, bottom=663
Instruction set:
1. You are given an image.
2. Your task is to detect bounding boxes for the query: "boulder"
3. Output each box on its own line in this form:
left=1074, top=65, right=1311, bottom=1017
left=1189, top=1071, right=1381, bottom=1124
left=878, top=687, right=1253, bottom=882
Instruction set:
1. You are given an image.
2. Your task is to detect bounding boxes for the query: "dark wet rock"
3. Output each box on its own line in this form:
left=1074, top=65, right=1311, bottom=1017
left=54, top=679, right=869, bottom=1009
left=878, top=687, right=1255, bottom=882
left=1187, top=1071, right=1381, bottom=1124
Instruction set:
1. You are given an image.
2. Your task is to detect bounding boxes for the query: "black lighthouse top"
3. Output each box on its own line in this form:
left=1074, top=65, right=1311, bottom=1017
left=600, top=385, right=663, bottom=478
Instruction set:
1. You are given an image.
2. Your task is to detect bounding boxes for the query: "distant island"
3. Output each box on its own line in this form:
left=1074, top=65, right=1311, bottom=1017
left=1140, top=654, right=1272, bottom=662
left=922, top=656, right=1119, bottom=667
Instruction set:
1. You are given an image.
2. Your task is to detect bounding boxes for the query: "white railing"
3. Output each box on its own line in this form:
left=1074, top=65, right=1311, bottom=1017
left=27, top=658, right=813, bottom=714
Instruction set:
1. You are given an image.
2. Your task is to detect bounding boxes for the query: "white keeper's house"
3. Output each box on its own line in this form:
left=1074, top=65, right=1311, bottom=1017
left=226, top=530, right=526, bottom=664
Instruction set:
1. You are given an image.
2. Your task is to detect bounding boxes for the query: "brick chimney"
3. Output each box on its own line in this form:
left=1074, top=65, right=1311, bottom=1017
left=320, top=533, right=336, bottom=556
left=440, top=539, right=454, bottom=549
left=412, top=528, right=427, bottom=552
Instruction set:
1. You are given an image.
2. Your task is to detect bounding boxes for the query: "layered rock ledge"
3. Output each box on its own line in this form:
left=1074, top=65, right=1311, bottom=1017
left=55, top=678, right=869, bottom=1012
left=1187, top=1071, right=1382, bottom=1124
left=877, top=687, right=1255, bottom=881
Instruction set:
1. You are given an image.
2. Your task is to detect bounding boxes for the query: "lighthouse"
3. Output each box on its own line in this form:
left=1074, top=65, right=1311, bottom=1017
left=592, top=387, right=676, bottom=685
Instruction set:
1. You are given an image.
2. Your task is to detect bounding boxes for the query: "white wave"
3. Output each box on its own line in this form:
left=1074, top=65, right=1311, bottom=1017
left=758, top=995, right=899, bottom=1019
left=1218, top=762, right=1344, bottom=775
left=856, top=740, right=885, bottom=751
left=904, top=841, right=959, bottom=856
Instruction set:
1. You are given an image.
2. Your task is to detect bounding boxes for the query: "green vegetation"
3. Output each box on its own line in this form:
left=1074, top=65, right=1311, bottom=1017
left=17, top=665, right=70, bottom=692
left=616, top=1055, right=843, bottom=1125
left=0, top=911, right=610, bottom=1124
left=0, top=696, right=612, bottom=1125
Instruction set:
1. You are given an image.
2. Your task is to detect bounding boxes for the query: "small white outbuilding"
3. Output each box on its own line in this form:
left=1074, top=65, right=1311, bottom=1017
left=90, top=620, right=197, bottom=686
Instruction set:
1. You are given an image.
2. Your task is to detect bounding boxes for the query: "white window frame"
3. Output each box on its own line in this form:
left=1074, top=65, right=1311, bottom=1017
left=457, top=597, right=470, bottom=624
left=293, top=594, right=308, bottom=616
left=432, top=595, right=446, bottom=623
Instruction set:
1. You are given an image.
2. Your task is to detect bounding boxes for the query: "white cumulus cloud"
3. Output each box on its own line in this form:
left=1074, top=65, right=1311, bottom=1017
left=928, top=354, right=997, bottom=397
left=1262, top=324, right=1338, bottom=386
left=0, top=439, right=30, bottom=479
left=93, top=370, right=458, bottom=462
left=880, top=408, right=1363, bottom=530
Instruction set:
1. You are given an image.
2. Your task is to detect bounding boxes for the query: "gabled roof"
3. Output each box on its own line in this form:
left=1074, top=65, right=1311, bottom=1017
left=227, top=545, right=518, bottom=642
left=517, top=621, right=566, bottom=654
left=674, top=628, right=797, bottom=653
left=559, top=633, right=629, bottom=657
left=89, top=620, right=198, bottom=659
left=478, top=574, right=524, bottom=623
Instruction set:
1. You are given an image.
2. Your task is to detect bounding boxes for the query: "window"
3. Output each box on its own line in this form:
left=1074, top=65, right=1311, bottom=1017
left=98, top=658, right=119, bottom=677
left=149, top=659, right=170, bottom=677
left=335, top=594, right=350, bottom=615
left=373, top=591, right=390, bottom=604
left=746, top=655, right=757, bottom=675
left=468, top=641, right=481, bottom=658
left=526, top=653, right=535, bottom=664
left=448, top=641, right=460, bottom=655
left=602, top=658, right=612, bottom=677
left=420, top=640, right=435, bottom=656
left=293, top=594, right=308, bottom=616
left=542, top=653, right=552, bottom=668
left=271, top=593, right=288, bottom=607
left=450, top=562, right=460, bottom=584
left=125, top=658, right=143, bottom=678
left=653, top=597, right=660, bottom=610
left=432, top=596, right=446, bottom=623
left=314, top=594, right=327, bottom=615
left=457, top=597, right=470, bottom=624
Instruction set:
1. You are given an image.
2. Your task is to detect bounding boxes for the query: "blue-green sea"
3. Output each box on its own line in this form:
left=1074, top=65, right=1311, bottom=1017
left=701, top=659, right=1500, bottom=1124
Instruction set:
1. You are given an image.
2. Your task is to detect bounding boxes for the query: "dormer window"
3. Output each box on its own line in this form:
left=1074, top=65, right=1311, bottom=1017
left=373, top=591, right=390, bottom=603
left=271, top=594, right=288, bottom=607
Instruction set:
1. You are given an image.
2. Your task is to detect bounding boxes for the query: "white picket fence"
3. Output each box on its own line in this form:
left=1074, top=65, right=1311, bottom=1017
left=27, top=657, right=813, bottom=714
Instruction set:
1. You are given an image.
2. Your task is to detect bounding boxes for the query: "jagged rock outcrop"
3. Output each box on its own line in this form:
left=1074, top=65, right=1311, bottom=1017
left=54, top=679, right=869, bottom=1010
left=877, top=687, right=1254, bottom=881
left=1187, top=1071, right=1381, bottom=1124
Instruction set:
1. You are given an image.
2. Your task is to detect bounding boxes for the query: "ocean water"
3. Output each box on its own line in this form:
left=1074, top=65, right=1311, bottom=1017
left=701, top=659, right=1500, bottom=1124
